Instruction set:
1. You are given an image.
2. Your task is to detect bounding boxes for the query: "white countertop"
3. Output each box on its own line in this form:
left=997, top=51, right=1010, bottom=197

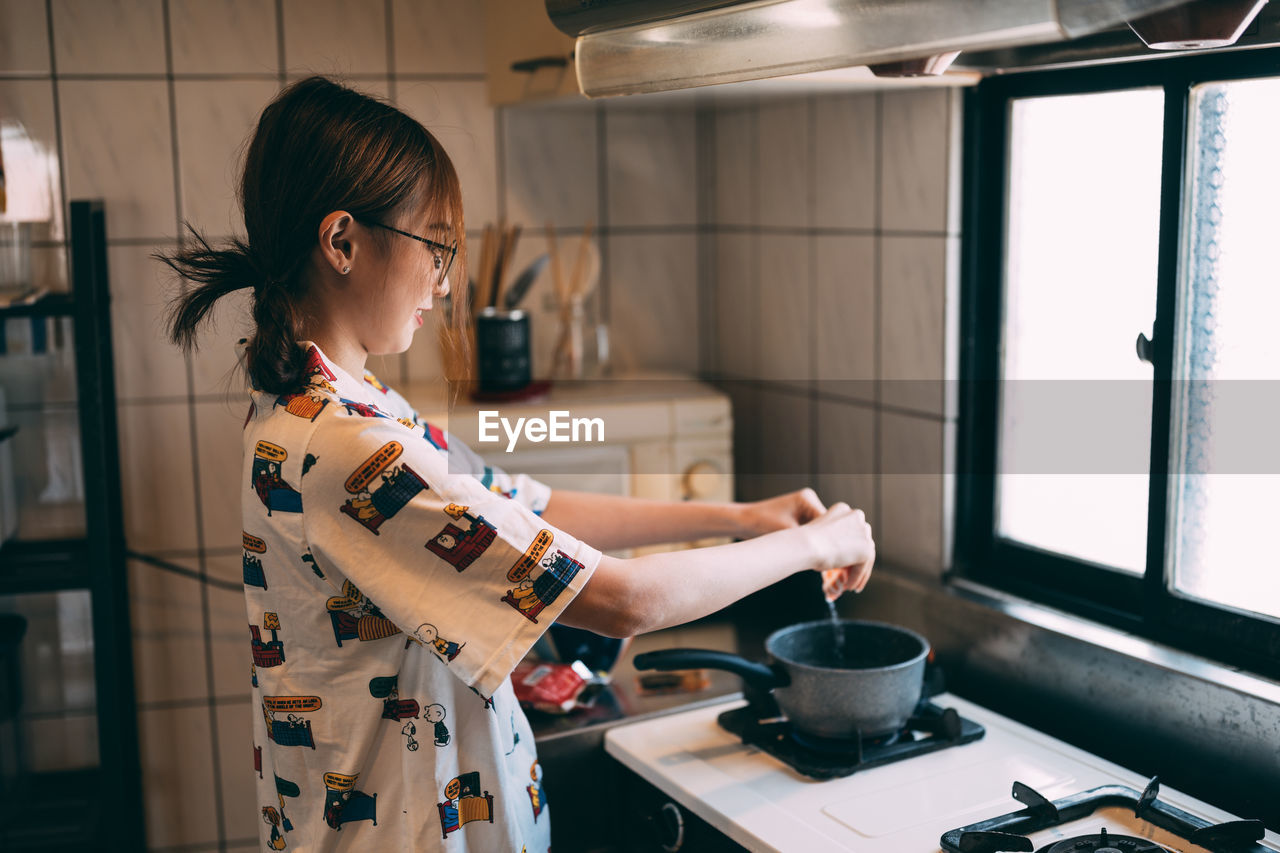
left=604, top=693, right=1280, bottom=852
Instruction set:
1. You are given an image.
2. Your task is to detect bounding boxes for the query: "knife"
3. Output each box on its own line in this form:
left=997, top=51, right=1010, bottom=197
left=504, top=254, right=550, bottom=311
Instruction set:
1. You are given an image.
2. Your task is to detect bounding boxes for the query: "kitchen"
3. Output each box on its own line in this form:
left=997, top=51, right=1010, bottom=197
left=0, top=0, right=1277, bottom=851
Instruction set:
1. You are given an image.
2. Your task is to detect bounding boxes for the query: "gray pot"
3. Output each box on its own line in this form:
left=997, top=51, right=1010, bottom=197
left=633, top=619, right=930, bottom=739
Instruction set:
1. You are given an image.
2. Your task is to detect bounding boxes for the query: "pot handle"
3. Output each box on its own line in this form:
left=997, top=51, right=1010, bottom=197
left=632, top=648, right=787, bottom=691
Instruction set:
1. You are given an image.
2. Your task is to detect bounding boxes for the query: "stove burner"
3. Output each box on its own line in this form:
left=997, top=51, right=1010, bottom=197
left=1038, top=828, right=1163, bottom=853
left=718, top=699, right=984, bottom=780
left=940, top=777, right=1269, bottom=853
left=789, top=728, right=900, bottom=755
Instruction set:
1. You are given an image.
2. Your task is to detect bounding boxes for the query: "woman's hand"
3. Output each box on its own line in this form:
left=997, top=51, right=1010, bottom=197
left=738, top=488, right=828, bottom=537
left=802, top=503, right=876, bottom=600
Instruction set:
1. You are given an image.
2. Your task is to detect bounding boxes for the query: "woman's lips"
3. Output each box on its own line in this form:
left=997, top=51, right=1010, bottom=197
left=414, top=309, right=424, bottom=327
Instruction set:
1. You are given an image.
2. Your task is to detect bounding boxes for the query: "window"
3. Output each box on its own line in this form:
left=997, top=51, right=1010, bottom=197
left=957, top=49, right=1280, bottom=678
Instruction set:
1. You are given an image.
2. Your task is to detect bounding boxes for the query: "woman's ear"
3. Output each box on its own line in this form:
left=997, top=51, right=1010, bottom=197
left=317, top=210, right=356, bottom=276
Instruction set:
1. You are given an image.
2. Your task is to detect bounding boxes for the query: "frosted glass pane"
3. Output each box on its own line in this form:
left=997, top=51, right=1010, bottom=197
left=1171, top=78, right=1280, bottom=621
left=997, top=89, right=1163, bottom=573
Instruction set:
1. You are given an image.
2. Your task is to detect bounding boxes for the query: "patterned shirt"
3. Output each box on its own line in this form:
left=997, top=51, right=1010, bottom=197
left=242, top=342, right=600, bottom=851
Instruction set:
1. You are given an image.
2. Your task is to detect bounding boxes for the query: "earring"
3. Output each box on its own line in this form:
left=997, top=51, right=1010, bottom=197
left=341, top=265, right=351, bottom=275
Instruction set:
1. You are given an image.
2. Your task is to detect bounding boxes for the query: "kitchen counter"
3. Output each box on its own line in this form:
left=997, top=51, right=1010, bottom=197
left=526, top=618, right=748, bottom=852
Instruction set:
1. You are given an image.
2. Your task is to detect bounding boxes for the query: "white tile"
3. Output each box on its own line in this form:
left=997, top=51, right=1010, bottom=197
left=714, top=105, right=754, bottom=227
left=880, top=88, right=952, bottom=233
left=878, top=410, right=945, bottom=575
left=110, top=243, right=190, bottom=401
left=186, top=287, right=255, bottom=399
left=204, top=552, right=241, bottom=587
left=0, top=78, right=64, bottom=242
left=282, top=0, right=387, bottom=76
left=216, top=701, right=259, bottom=842
left=392, top=0, right=485, bottom=75
left=755, top=386, right=811, bottom=497
left=174, top=79, right=281, bottom=241
left=815, top=398, right=876, bottom=522
left=756, top=98, right=809, bottom=229
left=756, top=234, right=810, bottom=384
left=879, top=234, right=947, bottom=415
left=194, top=398, right=248, bottom=551
left=169, top=0, right=278, bottom=75
left=503, top=104, right=598, bottom=229
left=137, top=705, right=218, bottom=848
left=51, top=0, right=166, bottom=75
left=59, top=80, right=176, bottom=241
left=209, top=582, right=250, bottom=701
left=128, top=558, right=209, bottom=704
left=117, top=402, right=200, bottom=552
left=713, top=233, right=757, bottom=377
left=396, top=79, right=498, bottom=231
left=0, top=0, right=51, bottom=74
left=813, top=235, right=875, bottom=400
left=607, top=232, right=699, bottom=374
left=813, top=92, right=877, bottom=230
left=606, top=106, right=698, bottom=227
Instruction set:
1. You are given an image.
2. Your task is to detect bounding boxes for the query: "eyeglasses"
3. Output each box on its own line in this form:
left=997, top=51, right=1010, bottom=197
left=368, top=221, right=457, bottom=285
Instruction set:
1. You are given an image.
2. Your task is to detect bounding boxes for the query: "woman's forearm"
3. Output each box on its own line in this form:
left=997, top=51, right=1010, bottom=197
left=560, top=525, right=828, bottom=637
left=540, top=490, right=749, bottom=550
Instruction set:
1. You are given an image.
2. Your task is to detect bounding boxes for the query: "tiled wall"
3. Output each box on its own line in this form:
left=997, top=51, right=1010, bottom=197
left=1, top=1, right=960, bottom=849
left=0, top=1, right=701, bottom=849
left=704, top=90, right=963, bottom=578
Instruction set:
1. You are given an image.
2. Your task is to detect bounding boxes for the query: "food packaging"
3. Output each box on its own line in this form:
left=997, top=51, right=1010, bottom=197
left=512, top=659, right=594, bottom=714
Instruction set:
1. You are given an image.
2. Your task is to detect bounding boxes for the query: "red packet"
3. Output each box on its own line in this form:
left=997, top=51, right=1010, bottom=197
left=512, top=660, right=592, bottom=714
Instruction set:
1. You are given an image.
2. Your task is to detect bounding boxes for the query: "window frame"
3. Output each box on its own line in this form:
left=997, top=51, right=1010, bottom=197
left=955, top=47, right=1280, bottom=680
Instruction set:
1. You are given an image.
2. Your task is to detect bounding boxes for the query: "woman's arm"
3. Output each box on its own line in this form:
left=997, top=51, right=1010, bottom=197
left=558, top=502, right=875, bottom=637
left=539, top=487, right=833, bottom=550
left=538, top=491, right=748, bottom=550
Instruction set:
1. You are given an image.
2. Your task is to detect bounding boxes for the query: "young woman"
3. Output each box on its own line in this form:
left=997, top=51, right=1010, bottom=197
left=162, top=76, right=875, bottom=851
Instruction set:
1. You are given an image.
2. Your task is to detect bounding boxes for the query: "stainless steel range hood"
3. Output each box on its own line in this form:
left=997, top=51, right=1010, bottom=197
left=545, top=0, right=1234, bottom=97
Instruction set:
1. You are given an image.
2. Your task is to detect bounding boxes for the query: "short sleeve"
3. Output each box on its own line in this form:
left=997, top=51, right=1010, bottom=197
left=300, top=410, right=600, bottom=697
left=375, top=381, right=553, bottom=516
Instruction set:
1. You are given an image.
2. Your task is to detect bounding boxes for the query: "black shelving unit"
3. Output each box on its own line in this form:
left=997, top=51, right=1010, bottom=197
left=0, top=200, right=144, bottom=849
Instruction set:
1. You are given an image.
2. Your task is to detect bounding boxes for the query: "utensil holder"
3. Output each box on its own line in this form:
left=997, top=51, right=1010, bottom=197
left=475, top=307, right=531, bottom=393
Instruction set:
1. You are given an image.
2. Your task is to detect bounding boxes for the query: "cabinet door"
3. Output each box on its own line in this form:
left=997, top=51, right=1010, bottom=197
left=483, top=0, right=581, bottom=106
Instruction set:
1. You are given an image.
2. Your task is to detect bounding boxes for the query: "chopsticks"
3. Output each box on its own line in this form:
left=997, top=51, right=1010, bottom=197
left=474, top=221, right=522, bottom=311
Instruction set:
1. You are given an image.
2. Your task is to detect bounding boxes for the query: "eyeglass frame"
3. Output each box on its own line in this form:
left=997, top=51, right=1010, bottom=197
left=365, top=220, right=458, bottom=286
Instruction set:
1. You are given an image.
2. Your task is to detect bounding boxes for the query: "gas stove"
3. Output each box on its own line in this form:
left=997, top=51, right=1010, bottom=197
left=603, top=693, right=1280, bottom=852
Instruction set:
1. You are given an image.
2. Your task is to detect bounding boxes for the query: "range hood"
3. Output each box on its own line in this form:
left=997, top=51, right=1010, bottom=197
left=546, top=0, right=1263, bottom=97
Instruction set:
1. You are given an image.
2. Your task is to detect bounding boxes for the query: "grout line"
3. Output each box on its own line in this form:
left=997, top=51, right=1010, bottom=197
left=384, top=0, right=396, bottom=82
left=874, top=92, right=884, bottom=528
left=596, top=103, right=611, bottom=324
left=44, top=0, right=68, bottom=246
left=161, top=3, right=226, bottom=846
left=807, top=94, right=819, bottom=484
left=138, top=695, right=252, bottom=713
left=275, top=0, right=286, bottom=84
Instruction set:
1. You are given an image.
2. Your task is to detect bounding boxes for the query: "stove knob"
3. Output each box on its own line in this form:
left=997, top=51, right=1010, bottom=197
left=655, top=801, right=684, bottom=852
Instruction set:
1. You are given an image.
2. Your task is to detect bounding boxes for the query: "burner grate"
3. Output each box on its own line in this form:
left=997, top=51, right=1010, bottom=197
left=716, top=699, right=985, bottom=780
left=939, top=777, right=1269, bottom=853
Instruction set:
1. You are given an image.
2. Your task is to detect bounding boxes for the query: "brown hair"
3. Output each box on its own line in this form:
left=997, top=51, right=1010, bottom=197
left=158, top=75, right=468, bottom=394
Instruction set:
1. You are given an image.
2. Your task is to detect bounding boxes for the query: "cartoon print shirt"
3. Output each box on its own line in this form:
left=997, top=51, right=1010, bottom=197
left=243, top=342, right=598, bottom=851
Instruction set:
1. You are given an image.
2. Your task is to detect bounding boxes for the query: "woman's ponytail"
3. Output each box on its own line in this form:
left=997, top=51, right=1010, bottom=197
left=157, top=226, right=308, bottom=395
left=247, top=280, right=308, bottom=395
left=159, top=227, right=259, bottom=353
